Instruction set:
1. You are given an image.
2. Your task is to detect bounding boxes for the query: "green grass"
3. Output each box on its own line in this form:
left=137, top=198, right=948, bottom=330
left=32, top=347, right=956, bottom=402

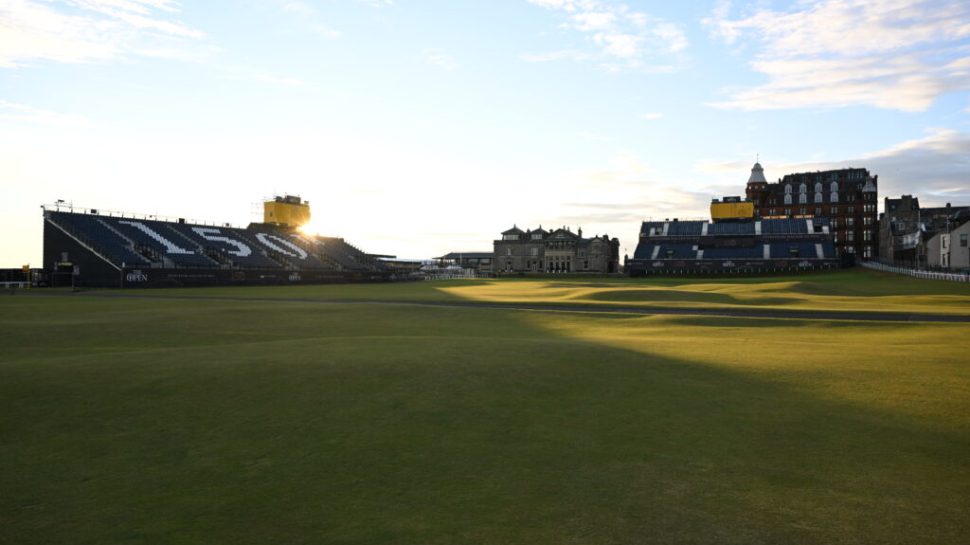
left=2, top=272, right=970, bottom=544
left=127, top=268, right=970, bottom=315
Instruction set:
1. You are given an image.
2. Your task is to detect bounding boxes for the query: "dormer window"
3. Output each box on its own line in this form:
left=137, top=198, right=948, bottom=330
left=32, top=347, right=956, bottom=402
left=799, top=183, right=807, bottom=194
left=531, top=233, right=543, bottom=240
left=503, top=234, right=519, bottom=241
left=814, top=182, right=823, bottom=193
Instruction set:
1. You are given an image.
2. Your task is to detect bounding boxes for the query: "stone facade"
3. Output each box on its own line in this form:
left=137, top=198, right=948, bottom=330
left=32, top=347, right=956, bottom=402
left=745, top=163, right=878, bottom=261
left=493, top=225, right=619, bottom=274
left=882, top=196, right=970, bottom=269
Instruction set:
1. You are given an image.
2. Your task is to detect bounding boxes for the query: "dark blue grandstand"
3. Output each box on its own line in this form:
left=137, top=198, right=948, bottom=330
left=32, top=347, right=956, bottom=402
left=43, top=208, right=388, bottom=287
left=627, top=218, right=840, bottom=276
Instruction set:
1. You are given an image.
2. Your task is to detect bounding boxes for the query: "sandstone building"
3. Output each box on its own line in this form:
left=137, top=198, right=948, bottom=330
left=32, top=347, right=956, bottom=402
left=493, top=226, right=619, bottom=274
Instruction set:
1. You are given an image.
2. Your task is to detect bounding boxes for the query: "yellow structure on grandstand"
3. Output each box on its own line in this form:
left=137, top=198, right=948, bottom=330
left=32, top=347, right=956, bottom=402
left=263, top=195, right=311, bottom=228
left=710, top=196, right=754, bottom=221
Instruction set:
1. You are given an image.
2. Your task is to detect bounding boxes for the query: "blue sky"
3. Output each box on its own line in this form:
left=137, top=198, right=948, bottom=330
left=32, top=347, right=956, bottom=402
left=2, top=0, right=969, bottom=265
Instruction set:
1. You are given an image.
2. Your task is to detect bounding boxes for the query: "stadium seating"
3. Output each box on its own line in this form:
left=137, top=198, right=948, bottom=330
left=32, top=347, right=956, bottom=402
left=165, top=223, right=283, bottom=269
left=707, top=222, right=756, bottom=236
left=628, top=216, right=840, bottom=275
left=46, top=211, right=383, bottom=273
left=761, top=219, right=809, bottom=235
left=666, top=221, right=705, bottom=236
left=51, top=213, right=151, bottom=266
left=702, top=246, right=763, bottom=259
left=106, top=218, right=219, bottom=267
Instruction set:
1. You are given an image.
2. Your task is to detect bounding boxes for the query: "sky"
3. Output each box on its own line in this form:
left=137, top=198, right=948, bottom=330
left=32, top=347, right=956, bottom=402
left=1, top=0, right=969, bottom=266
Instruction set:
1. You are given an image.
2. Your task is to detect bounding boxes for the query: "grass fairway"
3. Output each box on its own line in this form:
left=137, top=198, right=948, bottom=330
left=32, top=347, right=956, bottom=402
left=2, top=272, right=970, bottom=544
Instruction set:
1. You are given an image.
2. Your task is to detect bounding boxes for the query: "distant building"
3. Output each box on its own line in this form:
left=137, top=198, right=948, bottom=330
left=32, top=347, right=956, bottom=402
left=493, top=225, right=619, bottom=274
left=926, top=220, right=970, bottom=270
left=745, top=163, right=878, bottom=261
left=436, top=252, right=493, bottom=275
left=880, top=196, right=970, bottom=268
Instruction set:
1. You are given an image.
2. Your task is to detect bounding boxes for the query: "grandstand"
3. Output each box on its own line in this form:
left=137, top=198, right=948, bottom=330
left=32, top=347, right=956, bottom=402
left=42, top=207, right=388, bottom=287
left=627, top=218, right=840, bottom=276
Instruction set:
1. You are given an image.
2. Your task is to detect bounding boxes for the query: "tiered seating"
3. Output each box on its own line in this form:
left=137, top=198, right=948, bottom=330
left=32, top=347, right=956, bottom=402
left=47, top=211, right=384, bottom=274
left=633, top=243, right=657, bottom=260
left=666, top=221, right=705, bottom=236
left=761, top=219, right=809, bottom=234
left=707, top=222, right=756, bottom=236
left=166, top=223, right=282, bottom=269
left=51, top=213, right=151, bottom=266
left=105, top=218, right=218, bottom=267
left=640, top=222, right=666, bottom=237
left=703, top=246, right=763, bottom=259
left=656, top=244, right=696, bottom=259
left=247, top=229, right=331, bottom=270
left=769, top=242, right=819, bottom=259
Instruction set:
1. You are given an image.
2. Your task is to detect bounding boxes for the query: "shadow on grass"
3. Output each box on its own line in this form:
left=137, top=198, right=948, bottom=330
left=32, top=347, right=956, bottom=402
left=580, top=289, right=800, bottom=307
left=1, top=299, right=967, bottom=545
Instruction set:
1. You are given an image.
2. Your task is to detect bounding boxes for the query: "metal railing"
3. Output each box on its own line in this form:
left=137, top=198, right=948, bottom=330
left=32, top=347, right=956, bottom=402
left=862, top=261, right=970, bottom=283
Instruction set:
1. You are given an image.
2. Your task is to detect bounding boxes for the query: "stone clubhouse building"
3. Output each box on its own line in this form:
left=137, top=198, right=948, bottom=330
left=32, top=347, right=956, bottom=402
left=494, top=225, right=620, bottom=274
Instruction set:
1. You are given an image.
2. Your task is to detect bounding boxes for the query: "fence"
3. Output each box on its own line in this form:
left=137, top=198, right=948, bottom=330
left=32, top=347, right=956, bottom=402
left=862, top=261, right=970, bottom=283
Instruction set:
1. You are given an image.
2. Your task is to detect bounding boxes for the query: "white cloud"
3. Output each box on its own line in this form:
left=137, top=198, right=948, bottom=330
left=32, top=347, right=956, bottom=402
left=525, top=0, right=688, bottom=71
left=695, top=129, right=970, bottom=207
left=273, top=1, right=342, bottom=39
left=0, top=0, right=203, bottom=67
left=423, top=49, right=458, bottom=71
left=0, top=100, right=92, bottom=127
left=639, top=112, right=662, bottom=121
left=704, top=0, right=970, bottom=111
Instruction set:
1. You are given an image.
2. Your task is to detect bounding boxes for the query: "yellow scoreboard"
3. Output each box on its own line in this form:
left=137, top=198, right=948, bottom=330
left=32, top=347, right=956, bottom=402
left=263, top=195, right=311, bottom=228
left=710, top=200, right=754, bottom=221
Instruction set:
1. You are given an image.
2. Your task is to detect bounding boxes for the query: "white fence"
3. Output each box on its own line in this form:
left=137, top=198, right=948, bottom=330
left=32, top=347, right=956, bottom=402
left=862, top=261, right=970, bottom=283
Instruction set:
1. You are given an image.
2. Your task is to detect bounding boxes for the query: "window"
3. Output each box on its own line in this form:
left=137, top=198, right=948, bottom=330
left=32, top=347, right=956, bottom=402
left=831, top=205, right=839, bottom=214
left=784, top=194, right=792, bottom=205
left=799, top=183, right=807, bottom=194
left=848, top=231, right=855, bottom=242
left=847, top=217, right=855, bottom=226
left=506, top=248, right=512, bottom=256
left=785, top=184, right=792, bottom=194
left=531, top=234, right=543, bottom=240
left=962, top=234, right=968, bottom=247
left=864, top=246, right=872, bottom=258
left=815, top=182, right=823, bottom=193
left=799, top=194, right=807, bottom=204
left=784, top=208, right=791, bottom=216
left=800, top=207, right=807, bottom=215
left=863, top=230, right=871, bottom=241
left=814, top=193, right=823, bottom=203
left=831, top=192, right=839, bottom=203
left=864, top=217, right=873, bottom=225
left=815, top=207, right=822, bottom=216
left=530, top=247, right=538, bottom=257
left=830, top=181, right=839, bottom=192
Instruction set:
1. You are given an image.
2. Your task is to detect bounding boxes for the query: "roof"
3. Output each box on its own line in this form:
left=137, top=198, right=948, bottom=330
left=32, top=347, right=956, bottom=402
left=438, top=252, right=493, bottom=259
left=501, top=225, right=524, bottom=235
left=747, top=162, right=767, bottom=184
